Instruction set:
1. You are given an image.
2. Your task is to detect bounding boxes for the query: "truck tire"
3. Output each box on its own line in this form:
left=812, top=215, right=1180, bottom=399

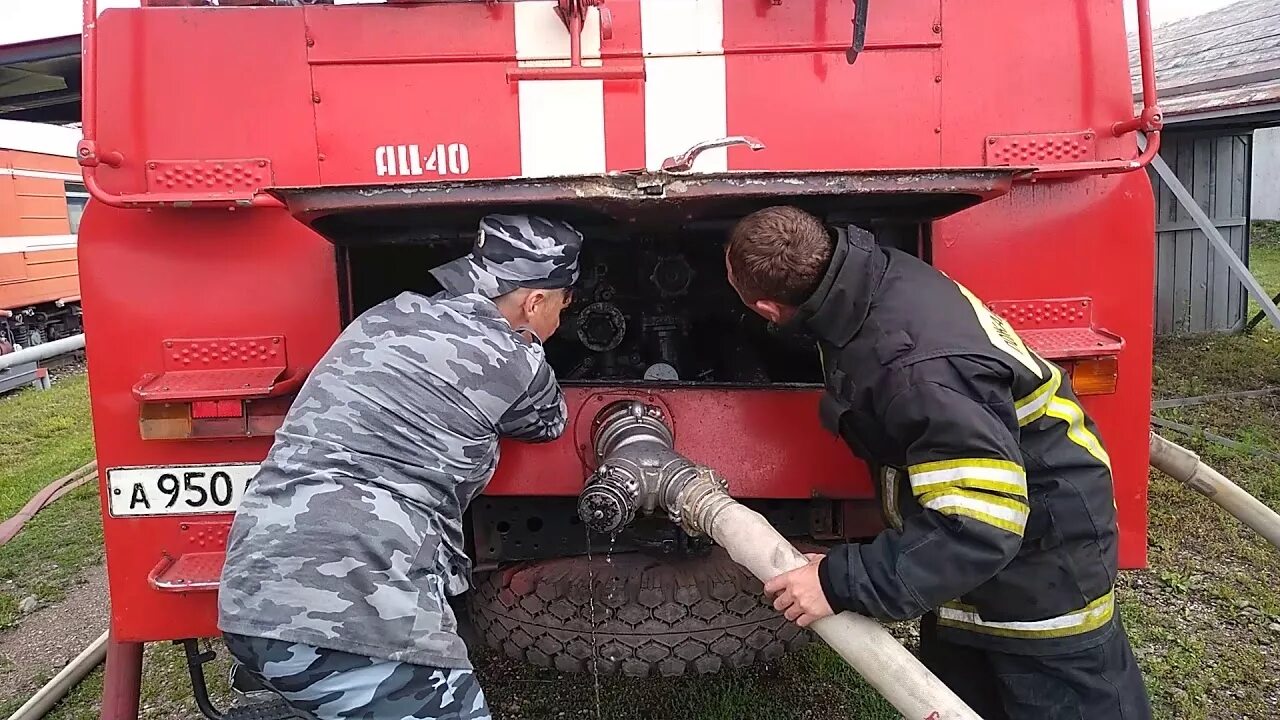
left=468, top=548, right=809, bottom=678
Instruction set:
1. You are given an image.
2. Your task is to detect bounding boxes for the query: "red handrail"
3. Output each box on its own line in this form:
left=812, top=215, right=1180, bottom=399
left=1028, top=0, right=1163, bottom=180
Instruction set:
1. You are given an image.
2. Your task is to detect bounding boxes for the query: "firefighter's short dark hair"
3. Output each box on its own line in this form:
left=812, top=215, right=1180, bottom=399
left=727, top=206, right=833, bottom=306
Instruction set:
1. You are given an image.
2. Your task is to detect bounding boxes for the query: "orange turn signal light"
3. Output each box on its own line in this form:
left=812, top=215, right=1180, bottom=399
left=139, top=396, right=290, bottom=440
left=1070, top=356, right=1119, bottom=396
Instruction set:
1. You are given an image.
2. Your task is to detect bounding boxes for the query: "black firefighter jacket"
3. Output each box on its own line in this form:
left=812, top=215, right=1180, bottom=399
left=803, top=227, right=1120, bottom=655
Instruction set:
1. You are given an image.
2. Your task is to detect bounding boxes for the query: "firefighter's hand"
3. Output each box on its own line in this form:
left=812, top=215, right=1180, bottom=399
left=763, top=556, right=834, bottom=628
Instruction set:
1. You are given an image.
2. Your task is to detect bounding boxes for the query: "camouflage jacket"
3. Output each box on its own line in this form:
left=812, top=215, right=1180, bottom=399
left=218, top=291, right=567, bottom=668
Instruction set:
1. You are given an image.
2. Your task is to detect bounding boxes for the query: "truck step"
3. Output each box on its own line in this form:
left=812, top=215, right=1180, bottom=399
left=220, top=697, right=300, bottom=720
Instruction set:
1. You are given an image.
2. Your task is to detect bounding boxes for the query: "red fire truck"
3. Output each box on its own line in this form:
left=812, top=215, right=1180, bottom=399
left=78, top=0, right=1162, bottom=717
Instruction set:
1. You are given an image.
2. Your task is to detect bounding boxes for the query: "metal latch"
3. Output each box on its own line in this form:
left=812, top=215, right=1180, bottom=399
left=660, top=136, right=766, bottom=173
left=506, top=0, right=644, bottom=82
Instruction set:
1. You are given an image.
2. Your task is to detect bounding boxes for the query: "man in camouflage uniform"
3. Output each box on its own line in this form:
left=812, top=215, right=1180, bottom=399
left=218, top=214, right=582, bottom=720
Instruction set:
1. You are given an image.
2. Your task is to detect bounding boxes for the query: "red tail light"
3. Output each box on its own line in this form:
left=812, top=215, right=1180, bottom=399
left=191, top=400, right=244, bottom=419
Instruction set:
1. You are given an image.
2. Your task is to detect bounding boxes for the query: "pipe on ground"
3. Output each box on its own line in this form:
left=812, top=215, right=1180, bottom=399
left=1149, top=432, right=1280, bottom=550
left=578, top=401, right=981, bottom=720
left=0, top=461, right=98, bottom=548
left=0, top=334, right=86, bottom=372
left=6, top=631, right=108, bottom=720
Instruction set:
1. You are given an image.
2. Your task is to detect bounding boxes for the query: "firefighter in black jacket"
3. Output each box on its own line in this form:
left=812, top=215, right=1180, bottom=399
left=726, top=206, right=1151, bottom=719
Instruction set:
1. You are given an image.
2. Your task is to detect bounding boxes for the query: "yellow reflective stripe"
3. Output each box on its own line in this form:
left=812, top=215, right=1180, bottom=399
left=908, top=459, right=1027, bottom=498
left=908, top=458, right=1025, bottom=475
left=1045, top=396, right=1112, bottom=469
left=1018, top=364, right=1112, bottom=469
left=920, top=488, right=1028, bottom=536
left=954, top=283, right=1044, bottom=379
left=938, top=589, right=1116, bottom=639
left=1015, top=366, right=1062, bottom=426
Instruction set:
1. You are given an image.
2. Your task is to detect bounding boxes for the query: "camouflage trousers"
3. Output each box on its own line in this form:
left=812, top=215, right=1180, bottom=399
left=223, top=633, right=491, bottom=720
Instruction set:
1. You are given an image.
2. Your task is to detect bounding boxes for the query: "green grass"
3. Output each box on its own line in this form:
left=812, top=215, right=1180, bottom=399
left=1153, top=235, right=1280, bottom=399
left=0, top=375, right=101, bottom=629
left=1253, top=220, right=1280, bottom=248
left=1246, top=238, right=1280, bottom=328
left=1138, top=255, right=1280, bottom=718
left=0, top=374, right=95, bottom=518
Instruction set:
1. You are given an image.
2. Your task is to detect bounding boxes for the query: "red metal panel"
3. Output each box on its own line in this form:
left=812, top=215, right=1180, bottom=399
left=302, top=2, right=521, bottom=184
left=938, top=0, right=1135, bottom=168
left=310, top=64, right=522, bottom=184
left=302, top=2, right=516, bottom=64
left=93, top=8, right=322, bottom=196
left=81, top=203, right=338, bottom=642
left=935, top=172, right=1155, bottom=568
left=722, top=0, right=941, bottom=50
left=160, top=337, right=286, bottom=372
left=487, top=387, right=871, bottom=499
left=725, top=50, right=942, bottom=170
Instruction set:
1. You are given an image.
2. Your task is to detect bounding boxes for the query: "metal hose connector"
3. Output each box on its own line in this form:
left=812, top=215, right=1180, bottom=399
left=577, top=400, right=704, bottom=534
left=672, top=470, right=734, bottom=537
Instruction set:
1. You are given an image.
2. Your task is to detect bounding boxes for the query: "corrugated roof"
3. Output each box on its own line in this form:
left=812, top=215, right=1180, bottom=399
left=1130, top=0, right=1280, bottom=120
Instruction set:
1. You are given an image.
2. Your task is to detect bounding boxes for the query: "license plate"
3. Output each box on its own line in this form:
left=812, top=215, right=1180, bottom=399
left=106, top=464, right=259, bottom=517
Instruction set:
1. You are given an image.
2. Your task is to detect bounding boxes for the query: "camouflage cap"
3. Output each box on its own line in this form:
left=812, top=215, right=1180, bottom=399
left=430, top=214, right=583, bottom=299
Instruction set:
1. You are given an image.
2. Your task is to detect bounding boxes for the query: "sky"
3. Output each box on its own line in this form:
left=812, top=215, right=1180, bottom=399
left=1125, top=0, right=1246, bottom=30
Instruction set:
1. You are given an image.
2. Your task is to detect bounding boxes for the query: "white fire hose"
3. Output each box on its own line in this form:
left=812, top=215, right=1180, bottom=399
left=5, top=632, right=108, bottom=720
left=677, top=473, right=983, bottom=720
left=1149, top=432, right=1280, bottom=550
left=579, top=401, right=982, bottom=719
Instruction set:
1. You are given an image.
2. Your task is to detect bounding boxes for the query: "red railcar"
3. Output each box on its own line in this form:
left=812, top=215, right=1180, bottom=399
left=0, top=119, right=85, bottom=354
left=78, top=1, right=1162, bottom=716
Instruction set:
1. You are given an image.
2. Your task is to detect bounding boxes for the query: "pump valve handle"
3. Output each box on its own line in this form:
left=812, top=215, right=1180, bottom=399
left=846, top=0, right=870, bottom=65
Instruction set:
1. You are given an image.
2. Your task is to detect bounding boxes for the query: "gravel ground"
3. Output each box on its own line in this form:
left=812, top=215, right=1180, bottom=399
left=45, top=353, right=88, bottom=383
left=0, top=565, right=109, bottom=704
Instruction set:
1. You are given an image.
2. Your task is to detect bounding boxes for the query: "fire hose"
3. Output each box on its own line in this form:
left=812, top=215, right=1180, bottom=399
left=5, top=633, right=108, bottom=720
left=578, top=401, right=982, bottom=720
left=0, top=462, right=98, bottom=548
left=578, top=404, right=1280, bottom=717
left=1149, top=432, right=1280, bottom=551
left=2, top=462, right=104, bottom=720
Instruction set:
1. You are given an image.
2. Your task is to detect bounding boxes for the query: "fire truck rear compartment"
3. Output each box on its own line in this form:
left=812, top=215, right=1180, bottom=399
left=343, top=221, right=904, bottom=386
left=343, top=218, right=932, bottom=385
left=283, top=169, right=1018, bottom=386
